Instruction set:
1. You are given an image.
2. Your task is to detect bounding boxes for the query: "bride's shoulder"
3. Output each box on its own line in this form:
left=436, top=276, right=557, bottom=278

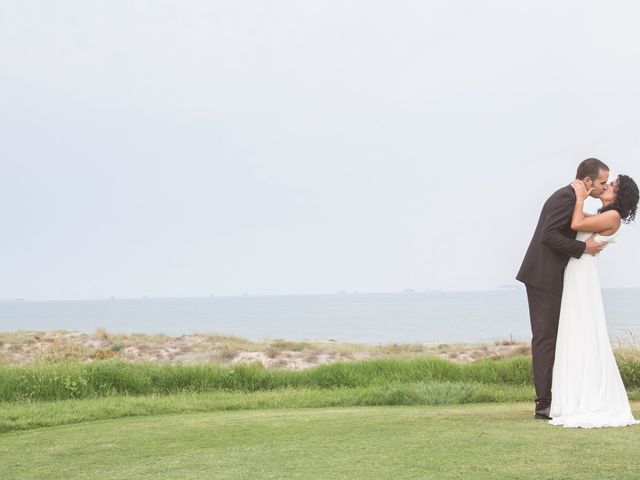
left=600, top=209, right=622, bottom=225
left=597, top=211, right=622, bottom=238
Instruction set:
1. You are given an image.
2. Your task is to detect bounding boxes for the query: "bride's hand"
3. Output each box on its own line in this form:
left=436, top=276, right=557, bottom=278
left=571, top=180, right=593, bottom=201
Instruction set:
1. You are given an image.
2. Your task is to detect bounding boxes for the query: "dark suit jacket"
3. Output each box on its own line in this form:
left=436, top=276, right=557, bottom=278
left=516, top=185, right=586, bottom=294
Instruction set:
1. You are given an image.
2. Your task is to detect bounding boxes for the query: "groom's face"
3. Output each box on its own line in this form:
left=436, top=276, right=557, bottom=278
left=584, top=169, right=610, bottom=198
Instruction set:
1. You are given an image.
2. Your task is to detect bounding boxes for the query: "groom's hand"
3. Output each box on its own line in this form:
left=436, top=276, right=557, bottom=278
left=584, top=233, right=606, bottom=256
left=571, top=180, right=594, bottom=201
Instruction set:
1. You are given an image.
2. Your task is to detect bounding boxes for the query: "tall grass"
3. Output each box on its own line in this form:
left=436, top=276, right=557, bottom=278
left=2, top=355, right=639, bottom=403
left=0, top=355, right=523, bottom=402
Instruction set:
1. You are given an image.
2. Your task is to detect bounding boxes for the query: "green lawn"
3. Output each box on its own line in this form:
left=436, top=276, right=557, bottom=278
left=0, top=382, right=539, bottom=432
left=2, top=402, right=640, bottom=480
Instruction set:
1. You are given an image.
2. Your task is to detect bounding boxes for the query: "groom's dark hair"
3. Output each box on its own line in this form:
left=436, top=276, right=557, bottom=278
left=576, top=158, right=609, bottom=180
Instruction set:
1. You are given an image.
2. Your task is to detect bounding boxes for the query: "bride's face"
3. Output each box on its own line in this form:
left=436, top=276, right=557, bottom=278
left=599, top=179, right=618, bottom=206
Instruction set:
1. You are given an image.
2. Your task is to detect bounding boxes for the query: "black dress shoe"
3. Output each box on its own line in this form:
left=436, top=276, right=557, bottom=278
left=534, top=407, right=552, bottom=420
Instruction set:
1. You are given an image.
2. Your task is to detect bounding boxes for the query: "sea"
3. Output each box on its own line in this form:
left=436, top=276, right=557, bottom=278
left=1, top=288, right=639, bottom=345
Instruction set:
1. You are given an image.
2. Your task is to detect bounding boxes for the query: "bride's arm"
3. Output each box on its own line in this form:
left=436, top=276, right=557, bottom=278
left=570, top=180, right=621, bottom=232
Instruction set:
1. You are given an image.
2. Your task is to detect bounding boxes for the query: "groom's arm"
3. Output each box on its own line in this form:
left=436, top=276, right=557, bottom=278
left=541, top=192, right=586, bottom=259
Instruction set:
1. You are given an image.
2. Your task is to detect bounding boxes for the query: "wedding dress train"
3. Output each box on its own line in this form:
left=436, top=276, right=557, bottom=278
left=549, top=230, right=639, bottom=428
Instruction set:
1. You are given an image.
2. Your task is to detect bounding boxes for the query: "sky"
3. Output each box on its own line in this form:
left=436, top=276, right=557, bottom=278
left=2, top=1, right=640, bottom=300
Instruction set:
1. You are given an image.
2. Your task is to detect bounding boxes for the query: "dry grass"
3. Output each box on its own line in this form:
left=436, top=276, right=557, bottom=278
left=0, top=328, right=638, bottom=372
left=0, top=329, right=542, bottom=369
left=95, top=327, right=109, bottom=341
left=612, top=330, right=640, bottom=361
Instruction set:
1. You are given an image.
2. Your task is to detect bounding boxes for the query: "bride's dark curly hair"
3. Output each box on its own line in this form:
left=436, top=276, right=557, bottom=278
left=599, top=174, right=639, bottom=224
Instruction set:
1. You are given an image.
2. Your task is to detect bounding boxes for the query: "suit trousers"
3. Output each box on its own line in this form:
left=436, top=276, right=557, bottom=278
left=525, top=284, right=562, bottom=409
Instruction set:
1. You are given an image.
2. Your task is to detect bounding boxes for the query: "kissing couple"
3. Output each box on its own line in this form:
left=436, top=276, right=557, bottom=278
left=517, top=158, right=640, bottom=428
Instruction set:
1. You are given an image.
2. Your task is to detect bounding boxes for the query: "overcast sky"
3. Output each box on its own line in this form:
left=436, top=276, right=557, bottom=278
left=2, top=1, right=640, bottom=300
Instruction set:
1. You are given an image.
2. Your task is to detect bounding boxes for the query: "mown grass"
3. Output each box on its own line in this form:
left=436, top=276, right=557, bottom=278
left=3, top=403, right=640, bottom=480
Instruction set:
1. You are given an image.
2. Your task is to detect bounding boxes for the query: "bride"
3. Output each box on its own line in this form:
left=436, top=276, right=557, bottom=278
left=549, top=174, right=640, bottom=428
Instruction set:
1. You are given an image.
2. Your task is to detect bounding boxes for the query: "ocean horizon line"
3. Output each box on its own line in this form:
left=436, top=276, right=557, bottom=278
left=4, top=285, right=640, bottom=304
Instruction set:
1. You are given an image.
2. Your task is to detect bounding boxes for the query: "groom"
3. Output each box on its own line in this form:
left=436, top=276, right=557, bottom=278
left=516, top=158, right=610, bottom=420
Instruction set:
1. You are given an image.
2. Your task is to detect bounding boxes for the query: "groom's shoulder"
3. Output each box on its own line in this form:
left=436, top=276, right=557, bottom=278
left=546, top=184, right=574, bottom=202
left=542, top=184, right=574, bottom=209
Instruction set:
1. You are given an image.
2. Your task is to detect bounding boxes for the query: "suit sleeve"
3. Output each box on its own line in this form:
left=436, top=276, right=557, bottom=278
left=541, top=193, right=586, bottom=259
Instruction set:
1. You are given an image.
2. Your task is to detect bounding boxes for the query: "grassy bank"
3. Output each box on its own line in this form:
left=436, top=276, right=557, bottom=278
left=2, top=355, right=639, bottom=433
left=0, top=381, right=542, bottom=432
left=3, top=403, right=640, bottom=480
left=2, top=355, right=640, bottom=403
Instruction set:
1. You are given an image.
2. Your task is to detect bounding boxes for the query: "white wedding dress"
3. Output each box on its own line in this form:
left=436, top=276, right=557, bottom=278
left=549, top=229, right=639, bottom=428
